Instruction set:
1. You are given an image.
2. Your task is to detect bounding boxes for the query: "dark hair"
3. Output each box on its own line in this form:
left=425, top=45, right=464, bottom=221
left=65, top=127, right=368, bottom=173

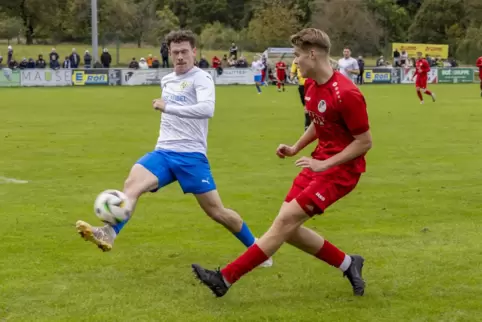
left=165, top=30, right=196, bottom=48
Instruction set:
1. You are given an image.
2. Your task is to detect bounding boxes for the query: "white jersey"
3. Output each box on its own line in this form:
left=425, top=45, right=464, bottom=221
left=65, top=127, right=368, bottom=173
left=157, top=67, right=215, bottom=155
left=251, top=60, right=264, bottom=76
left=338, top=57, right=359, bottom=81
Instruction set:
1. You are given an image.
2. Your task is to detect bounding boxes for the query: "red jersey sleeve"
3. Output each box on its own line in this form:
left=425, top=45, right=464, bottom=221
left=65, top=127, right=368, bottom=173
left=476, top=58, right=482, bottom=68
left=422, top=59, right=430, bottom=72
left=340, top=89, right=370, bottom=136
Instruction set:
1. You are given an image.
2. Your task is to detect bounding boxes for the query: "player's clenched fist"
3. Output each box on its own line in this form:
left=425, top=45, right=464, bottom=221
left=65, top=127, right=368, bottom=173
left=276, top=144, right=297, bottom=158
left=152, top=98, right=166, bottom=112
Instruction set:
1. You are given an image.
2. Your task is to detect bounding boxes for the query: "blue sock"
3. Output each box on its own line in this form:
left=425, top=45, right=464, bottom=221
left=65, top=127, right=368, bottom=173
left=111, top=218, right=129, bottom=235
left=233, top=222, right=256, bottom=247
left=256, top=84, right=261, bottom=93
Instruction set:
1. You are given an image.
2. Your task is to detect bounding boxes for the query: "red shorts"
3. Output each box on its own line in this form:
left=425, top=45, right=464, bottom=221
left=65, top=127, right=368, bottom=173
left=277, top=72, right=285, bottom=81
left=285, top=168, right=361, bottom=216
left=416, top=75, right=427, bottom=89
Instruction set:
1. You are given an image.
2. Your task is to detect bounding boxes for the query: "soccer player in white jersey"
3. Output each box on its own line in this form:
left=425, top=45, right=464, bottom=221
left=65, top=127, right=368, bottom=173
left=337, top=48, right=359, bottom=82
left=251, top=56, right=264, bottom=94
left=75, top=30, right=272, bottom=268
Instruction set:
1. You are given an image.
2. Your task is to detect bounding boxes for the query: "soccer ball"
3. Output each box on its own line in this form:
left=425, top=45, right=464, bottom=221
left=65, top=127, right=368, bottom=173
left=94, top=190, right=131, bottom=225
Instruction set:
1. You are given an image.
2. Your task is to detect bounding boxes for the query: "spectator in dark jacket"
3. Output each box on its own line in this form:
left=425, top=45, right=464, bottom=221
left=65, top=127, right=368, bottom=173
left=0, top=56, right=3, bottom=68
left=19, top=58, right=28, bottom=69
left=151, top=57, right=160, bottom=68
left=128, top=57, right=139, bottom=69
left=27, top=58, right=35, bottom=68
left=69, top=48, right=81, bottom=68
left=49, top=48, right=59, bottom=65
left=357, top=56, right=365, bottom=85
left=160, top=42, right=169, bottom=68
left=9, top=60, right=18, bottom=69
left=36, top=55, right=46, bottom=68
left=84, top=50, right=92, bottom=68
left=63, top=56, right=72, bottom=68
left=50, top=59, right=60, bottom=70
left=101, top=48, right=112, bottom=68
left=198, top=56, right=209, bottom=69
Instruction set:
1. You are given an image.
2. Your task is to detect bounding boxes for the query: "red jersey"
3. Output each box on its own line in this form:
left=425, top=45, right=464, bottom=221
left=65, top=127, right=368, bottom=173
left=276, top=61, right=286, bottom=74
left=212, top=57, right=221, bottom=68
left=304, top=72, right=369, bottom=173
left=476, top=57, right=482, bottom=74
left=415, top=58, right=430, bottom=77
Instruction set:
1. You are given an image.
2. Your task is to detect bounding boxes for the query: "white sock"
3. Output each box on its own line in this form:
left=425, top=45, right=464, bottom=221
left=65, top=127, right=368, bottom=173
left=339, top=255, right=352, bottom=272
left=222, top=276, right=231, bottom=287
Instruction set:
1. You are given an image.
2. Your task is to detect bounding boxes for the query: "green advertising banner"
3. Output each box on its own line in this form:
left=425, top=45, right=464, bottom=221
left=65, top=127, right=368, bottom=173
left=0, top=69, right=21, bottom=87
left=438, top=68, right=474, bottom=84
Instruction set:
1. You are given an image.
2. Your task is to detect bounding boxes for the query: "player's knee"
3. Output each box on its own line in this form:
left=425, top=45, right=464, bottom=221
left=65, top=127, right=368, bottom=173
left=271, top=210, right=303, bottom=237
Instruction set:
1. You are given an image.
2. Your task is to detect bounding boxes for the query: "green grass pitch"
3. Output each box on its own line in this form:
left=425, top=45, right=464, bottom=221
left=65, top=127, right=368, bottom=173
left=0, top=84, right=481, bottom=321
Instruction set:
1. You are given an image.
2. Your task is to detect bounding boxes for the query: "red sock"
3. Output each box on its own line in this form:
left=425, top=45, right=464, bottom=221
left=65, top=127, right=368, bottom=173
left=417, top=90, right=423, bottom=101
left=315, top=240, right=346, bottom=268
left=424, top=89, right=432, bottom=96
left=277, top=82, right=281, bottom=89
left=221, top=244, right=269, bottom=284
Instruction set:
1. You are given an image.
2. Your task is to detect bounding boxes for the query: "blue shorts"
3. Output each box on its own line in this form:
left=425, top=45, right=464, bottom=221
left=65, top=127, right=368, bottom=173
left=136, top=150, right=216, bottom=194
left=254, top=75, right=262, bottom=83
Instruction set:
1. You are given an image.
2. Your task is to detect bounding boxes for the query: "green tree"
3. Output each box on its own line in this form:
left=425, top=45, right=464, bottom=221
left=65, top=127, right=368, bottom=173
left=366, top=0, right=410, bottom=47
left=246, top=0, right=302, bottom=51
left=311, top=0, right=382, bottom=55
left=200, top=22, right=239, bottom=50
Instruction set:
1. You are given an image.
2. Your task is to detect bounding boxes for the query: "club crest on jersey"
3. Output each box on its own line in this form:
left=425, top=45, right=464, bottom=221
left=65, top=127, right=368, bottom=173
left=179, top=81, right=191, bottom=90
left=318, top=100, right=327, bottom=113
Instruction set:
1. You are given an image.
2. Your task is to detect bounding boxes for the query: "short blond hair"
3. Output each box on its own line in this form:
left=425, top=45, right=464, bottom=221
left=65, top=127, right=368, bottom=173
left=290, top=28, right=331, bottom=54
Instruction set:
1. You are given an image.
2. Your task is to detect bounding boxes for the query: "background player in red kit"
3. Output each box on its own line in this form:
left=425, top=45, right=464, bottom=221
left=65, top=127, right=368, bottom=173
left=275, top=59, right=287, bottom=92
left=412, top=51, right=436, bottom=104
left=476, top=56, right=482, bottom=97
left=192, top=28, right=373, bottom=297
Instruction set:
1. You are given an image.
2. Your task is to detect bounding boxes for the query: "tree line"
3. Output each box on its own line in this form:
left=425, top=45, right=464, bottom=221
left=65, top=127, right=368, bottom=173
left=0, top=0, right=481, bottom=62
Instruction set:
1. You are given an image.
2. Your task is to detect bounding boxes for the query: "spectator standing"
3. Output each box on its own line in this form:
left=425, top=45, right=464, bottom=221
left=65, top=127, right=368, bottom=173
left=70, top=48, right=81, bottom=68
left=357, top=55, right=365, bottom=85
left=36, top=55, right=46, bottom=68
left=393, top=48, right=400, bottom=67
left=229, top=43, right=238, bottom=60
left=101, top=49, right=112, bottom=68
left=84, top=50, right=92, bottom=68
left=160, top=42, right=169, bottom=67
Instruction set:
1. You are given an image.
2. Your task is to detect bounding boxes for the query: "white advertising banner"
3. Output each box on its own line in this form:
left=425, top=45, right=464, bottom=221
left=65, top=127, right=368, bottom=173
left=121, top=69, right=174, bottom=86
left=21, top=69, right=72, bottom=87
left=215, top=68, right=254, bottom=85
left=401, top=68, right=438, bottom=84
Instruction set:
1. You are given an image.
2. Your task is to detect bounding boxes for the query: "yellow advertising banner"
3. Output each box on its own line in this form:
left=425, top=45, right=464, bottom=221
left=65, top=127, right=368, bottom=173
left=392, top=43, right=449, bottom=59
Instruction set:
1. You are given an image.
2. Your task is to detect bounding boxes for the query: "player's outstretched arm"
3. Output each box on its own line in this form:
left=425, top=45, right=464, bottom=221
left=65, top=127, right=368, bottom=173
left=276, top=123, right=316, bottom=158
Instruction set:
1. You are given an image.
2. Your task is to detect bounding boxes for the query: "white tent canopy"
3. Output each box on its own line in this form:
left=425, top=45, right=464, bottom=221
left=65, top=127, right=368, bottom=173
left=262, top=47, right=295, bottom=61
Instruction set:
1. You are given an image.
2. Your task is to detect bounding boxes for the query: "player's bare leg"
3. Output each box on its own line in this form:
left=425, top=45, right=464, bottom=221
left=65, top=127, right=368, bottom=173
left=76, top=164, right=157, bottom=251
left=416, top=87, right=424, bottom=104
left=192, top=201, right=365, bottom=297
left=195, top=191, right=273, bottom=268
left=422, top=88, right=436, bottom=102
left=480, top=81, right=482, bottom=97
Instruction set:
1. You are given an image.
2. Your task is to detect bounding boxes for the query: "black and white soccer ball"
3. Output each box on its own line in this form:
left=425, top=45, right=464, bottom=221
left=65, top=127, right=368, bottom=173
left=94, top=190, right=130, bottom=225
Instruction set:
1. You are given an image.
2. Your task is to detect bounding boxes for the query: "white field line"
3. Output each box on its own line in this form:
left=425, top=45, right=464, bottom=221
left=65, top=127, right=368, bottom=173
left=0, top=176, right=29, bottom=184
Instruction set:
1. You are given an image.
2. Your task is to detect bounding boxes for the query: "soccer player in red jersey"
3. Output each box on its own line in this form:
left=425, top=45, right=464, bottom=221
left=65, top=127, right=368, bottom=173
left=476, top=56, right=482, bottom=97
left=192, top=28, right=372, bottom=297
left=412, top=52, right=436, bottom=104
left=275, top=59, right=287, bottom=92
